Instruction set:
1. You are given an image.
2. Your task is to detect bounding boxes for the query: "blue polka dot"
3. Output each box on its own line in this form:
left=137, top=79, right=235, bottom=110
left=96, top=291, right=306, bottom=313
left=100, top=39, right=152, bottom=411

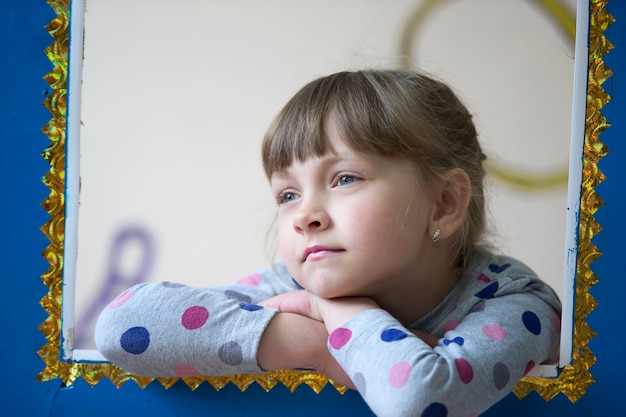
left=443, top=336, right=464, bottom=347
left=422, top=402, right=448, bottom=417
left=381, top=329, right=408, bottom=342
left=239, top=302, right=264, bottom=311
left=120, top=326, right=150, bottom=354
left=488, top=263, right=511, bottom=273
left=522, top=311, right=541, bottom=335
left=475, top=281, right=499, bottom=299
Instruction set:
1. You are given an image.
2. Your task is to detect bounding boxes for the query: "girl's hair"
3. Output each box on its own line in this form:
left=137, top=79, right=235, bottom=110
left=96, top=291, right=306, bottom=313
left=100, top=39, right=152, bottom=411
left=262, top=69, right=487, bottom=267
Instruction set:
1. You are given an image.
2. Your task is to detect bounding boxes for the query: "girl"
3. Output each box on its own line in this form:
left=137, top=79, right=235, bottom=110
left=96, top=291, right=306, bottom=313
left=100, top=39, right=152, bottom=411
left=95, top=70, right=561, bottom=417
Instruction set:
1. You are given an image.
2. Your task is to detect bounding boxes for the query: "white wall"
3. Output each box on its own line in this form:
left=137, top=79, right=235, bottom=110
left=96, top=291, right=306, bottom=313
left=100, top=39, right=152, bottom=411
left=74, top=0, right=576, bottom=348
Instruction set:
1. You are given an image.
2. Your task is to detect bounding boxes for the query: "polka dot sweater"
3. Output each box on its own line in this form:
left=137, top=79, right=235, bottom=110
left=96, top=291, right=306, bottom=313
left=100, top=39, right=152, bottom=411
left=95, top=252, right=561, bottom=417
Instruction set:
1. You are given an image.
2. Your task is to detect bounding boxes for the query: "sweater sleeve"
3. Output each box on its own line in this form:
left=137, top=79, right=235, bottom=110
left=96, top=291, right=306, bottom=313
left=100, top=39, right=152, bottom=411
left=327, top=274, right=561, bottom=417
left=94, top=264, right=298, bottom=377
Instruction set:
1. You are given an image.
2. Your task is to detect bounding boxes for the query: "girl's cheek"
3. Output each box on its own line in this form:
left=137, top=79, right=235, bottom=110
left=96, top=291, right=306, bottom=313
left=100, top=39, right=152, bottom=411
left=278, top=227, right=294, bottom=262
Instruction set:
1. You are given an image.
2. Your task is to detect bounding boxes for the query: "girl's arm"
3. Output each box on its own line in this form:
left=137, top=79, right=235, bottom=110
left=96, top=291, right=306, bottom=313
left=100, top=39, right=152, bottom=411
left=260, top=291, right=440, bottom=348
left=332, top=293, right=559, bottom=417
left=95, top=265, right=303, bottom=377
left=261, top=281, right=560, bottom=417
left=257, top=312, right=354, bottom=388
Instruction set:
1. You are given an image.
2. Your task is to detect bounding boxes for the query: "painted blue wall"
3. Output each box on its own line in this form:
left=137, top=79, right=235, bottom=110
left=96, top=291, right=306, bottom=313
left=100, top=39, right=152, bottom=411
left=2, top=1, right=624, bottom=415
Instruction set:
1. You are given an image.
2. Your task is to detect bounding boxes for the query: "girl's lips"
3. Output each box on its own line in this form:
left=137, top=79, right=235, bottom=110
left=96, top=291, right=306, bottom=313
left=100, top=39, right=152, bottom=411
left=303, top=245, right=344, bottom=261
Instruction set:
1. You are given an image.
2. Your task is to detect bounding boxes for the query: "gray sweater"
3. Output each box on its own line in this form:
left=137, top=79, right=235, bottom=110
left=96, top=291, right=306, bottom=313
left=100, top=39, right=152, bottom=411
left=95, top=251, right=561, bottom=417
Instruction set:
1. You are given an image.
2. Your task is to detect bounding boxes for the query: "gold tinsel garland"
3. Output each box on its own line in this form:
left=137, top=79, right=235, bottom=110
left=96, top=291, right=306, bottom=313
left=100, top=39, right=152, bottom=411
left=37, top=0, right=607, bottom=402
left=512, top=0, right=611, bottom=402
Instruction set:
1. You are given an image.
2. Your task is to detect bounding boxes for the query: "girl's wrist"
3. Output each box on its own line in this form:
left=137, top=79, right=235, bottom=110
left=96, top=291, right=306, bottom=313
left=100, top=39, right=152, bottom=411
left=257, top=312, right=329, bottom=371
left=319, top=297, right=380, bottom=333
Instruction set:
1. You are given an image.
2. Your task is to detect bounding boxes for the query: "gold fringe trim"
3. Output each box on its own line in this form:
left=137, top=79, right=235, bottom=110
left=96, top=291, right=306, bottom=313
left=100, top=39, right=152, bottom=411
left=513, top=0, right=611, bottom=402
left=37, top=0, right=605, bottom=402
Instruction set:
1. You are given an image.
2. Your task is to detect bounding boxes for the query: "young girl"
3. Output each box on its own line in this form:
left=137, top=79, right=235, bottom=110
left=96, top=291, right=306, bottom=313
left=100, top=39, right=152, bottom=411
left=95, top=69, right=561, bottom=417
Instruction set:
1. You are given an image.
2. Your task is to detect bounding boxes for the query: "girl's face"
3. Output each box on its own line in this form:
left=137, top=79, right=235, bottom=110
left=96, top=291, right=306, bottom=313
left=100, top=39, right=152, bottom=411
left=270, top=120, right=438, bottom=300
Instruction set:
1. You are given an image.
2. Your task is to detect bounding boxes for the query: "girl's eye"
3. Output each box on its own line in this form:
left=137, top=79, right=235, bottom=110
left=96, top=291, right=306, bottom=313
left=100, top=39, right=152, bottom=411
left=336, top=175, right=358, bottom=186
left=279, top=191, right=300, bottom=205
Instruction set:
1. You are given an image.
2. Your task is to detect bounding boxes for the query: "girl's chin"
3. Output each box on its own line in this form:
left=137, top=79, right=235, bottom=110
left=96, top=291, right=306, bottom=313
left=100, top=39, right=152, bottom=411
left=306, top=285, right=345, bottom=299
left=310, top=286, right=363, bottom=300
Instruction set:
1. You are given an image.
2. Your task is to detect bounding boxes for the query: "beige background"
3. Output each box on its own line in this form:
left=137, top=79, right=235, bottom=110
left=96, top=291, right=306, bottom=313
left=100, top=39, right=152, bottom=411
left=74, top=0, right=576, bottom=348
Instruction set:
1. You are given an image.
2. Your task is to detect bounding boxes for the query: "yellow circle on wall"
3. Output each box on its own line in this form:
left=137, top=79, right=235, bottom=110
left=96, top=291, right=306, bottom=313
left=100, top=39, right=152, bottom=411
left=397, top=0, right=575, bottom=191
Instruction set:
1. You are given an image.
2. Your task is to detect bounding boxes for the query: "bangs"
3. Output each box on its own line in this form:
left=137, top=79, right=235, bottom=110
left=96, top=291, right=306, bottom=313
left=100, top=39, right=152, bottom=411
left=262, top=70, right=441, bottom=179
left=262, top=71, right=416, bottom=179
left=261, top=78, right=335, bottom=178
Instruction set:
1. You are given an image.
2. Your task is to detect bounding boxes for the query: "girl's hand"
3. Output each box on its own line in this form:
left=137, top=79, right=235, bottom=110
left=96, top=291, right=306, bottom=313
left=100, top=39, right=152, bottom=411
left=258, top=291, right=437, bottom=388
left=260, top=290, right=380, bottom=333
left=259, top=290, right=324, bottom=321
left=261, top=291, right=440, bottom=348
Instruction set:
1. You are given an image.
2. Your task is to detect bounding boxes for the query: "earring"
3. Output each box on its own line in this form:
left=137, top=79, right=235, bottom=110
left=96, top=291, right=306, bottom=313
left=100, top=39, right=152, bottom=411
left=432, top=229, right=441, bottom=242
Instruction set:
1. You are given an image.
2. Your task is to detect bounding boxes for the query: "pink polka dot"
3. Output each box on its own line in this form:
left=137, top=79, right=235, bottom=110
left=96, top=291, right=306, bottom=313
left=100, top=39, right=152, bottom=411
left=173, top=364, right=200, bottom=377
left=181, top=306, right=209, bottom=330
left=524, top=360, right=536, bottom=376
left=443, top=320, right=460, bottom=332
left=455, top=358, right=474, bottom=384
left=481, top=324, right=507, bottom=340
left=477, top=273, right=491, bottom=283
left=388, top=361, right=411, bottom=388
left=108, top=289, right=133, bottom=310
left=329, top=328, right=352, bottom=350
left=468, top=413, right=479, bottom=417
left=237, top=273, right=262, bottom=286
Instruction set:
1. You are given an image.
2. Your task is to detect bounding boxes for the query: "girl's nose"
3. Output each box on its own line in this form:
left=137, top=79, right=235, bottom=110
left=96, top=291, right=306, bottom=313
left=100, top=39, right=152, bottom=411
left=292, top=200, right=330, bottom=234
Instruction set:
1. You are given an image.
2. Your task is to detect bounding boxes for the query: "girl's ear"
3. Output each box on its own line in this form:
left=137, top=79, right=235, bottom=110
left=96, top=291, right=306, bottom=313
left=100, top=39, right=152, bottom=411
left=430, top=168, right=471, bottom=240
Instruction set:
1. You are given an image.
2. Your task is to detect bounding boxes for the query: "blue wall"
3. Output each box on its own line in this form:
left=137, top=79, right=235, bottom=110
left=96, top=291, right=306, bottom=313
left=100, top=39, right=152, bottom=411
left=2, top=1, right=625, bottom=415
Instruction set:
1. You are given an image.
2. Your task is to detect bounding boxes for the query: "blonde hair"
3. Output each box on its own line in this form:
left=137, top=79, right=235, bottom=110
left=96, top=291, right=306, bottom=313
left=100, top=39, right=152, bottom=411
left=262, top=69, right=486, bottom=267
